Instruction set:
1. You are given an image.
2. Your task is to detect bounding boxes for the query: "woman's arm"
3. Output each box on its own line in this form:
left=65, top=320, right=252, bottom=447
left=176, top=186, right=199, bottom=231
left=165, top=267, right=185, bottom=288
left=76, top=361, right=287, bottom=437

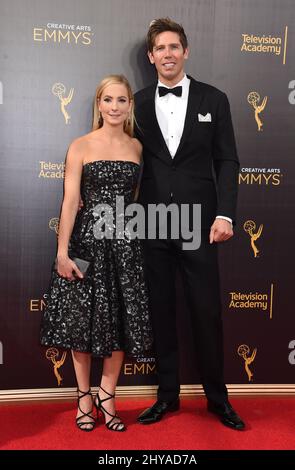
left=56, top=140, right=84, bottom=280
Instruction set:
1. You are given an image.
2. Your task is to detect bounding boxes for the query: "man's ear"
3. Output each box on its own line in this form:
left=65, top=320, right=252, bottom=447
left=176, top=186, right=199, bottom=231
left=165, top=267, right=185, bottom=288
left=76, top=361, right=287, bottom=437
left=147, top=51, right=155, bottom=64
left=184, top=47, right=189, bottom=60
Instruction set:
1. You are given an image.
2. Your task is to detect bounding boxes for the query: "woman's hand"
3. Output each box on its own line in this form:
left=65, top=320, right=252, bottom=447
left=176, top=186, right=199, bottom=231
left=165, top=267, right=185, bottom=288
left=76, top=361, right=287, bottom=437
left=56, top=255, right=83, bottom=281
left=78, top=196, right=84, bottom=211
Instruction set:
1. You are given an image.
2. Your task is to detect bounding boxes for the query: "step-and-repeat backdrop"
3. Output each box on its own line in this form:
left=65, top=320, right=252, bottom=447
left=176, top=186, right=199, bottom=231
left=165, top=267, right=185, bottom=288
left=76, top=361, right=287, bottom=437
left=1, top=0, right=294, bottom=391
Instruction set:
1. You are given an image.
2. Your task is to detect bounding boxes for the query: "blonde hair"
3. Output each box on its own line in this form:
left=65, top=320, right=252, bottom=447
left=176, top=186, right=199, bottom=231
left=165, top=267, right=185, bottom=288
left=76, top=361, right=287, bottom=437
left=92, top=74, right=134, bottom=137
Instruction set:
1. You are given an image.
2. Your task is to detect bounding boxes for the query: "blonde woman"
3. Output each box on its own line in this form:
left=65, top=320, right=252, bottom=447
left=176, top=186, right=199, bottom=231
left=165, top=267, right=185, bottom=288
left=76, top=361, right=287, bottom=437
left=41, top=75, right=152, bottom=432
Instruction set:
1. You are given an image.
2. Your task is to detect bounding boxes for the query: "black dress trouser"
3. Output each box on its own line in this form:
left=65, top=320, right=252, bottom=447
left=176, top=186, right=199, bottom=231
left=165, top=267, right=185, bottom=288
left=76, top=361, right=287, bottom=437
left=142, top=234, right=228, bottom=405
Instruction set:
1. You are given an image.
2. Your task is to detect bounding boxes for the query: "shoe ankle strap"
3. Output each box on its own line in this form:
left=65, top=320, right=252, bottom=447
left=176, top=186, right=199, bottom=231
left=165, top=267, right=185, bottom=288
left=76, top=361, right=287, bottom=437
left=77, top=388, right=92, bottom=397
left=99, top=384, right=115, bottom=398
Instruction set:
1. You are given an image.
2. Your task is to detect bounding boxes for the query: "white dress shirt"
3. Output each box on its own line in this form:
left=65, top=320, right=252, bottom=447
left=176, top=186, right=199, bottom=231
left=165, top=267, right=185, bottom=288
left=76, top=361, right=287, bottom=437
left=155, top=74, right=190, bottom=158
left=155, top=74, right=232, bottom=225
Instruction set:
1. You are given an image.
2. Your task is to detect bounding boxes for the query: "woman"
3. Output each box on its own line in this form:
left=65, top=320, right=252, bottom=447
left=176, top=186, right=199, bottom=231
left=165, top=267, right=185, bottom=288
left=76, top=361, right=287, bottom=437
left=40, top=75, right=153, bottom=432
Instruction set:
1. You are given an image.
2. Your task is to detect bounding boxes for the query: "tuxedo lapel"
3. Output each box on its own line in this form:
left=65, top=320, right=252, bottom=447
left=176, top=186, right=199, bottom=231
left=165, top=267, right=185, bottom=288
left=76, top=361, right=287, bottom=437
left=174, top=78, right=204, bottom=162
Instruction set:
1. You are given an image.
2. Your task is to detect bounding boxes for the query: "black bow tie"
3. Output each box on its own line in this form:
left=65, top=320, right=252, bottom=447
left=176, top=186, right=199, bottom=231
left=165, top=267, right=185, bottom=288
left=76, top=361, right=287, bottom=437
left=158, top=86, right=182, bottom=97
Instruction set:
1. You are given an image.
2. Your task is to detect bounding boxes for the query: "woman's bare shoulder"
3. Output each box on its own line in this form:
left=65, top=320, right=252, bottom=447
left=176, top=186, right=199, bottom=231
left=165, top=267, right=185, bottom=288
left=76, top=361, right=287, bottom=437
left=66, top=135, right=89, bottom=165
left=70, top=131, right=96, bottom=148
left=131, top=137, right=142, bottom=155
left=68, top=131, right=98, bottom=157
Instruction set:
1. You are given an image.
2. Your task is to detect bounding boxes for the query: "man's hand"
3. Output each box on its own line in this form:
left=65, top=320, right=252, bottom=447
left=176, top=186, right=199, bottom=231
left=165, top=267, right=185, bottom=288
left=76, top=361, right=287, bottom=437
left=209, top=218, right=233, bottom=244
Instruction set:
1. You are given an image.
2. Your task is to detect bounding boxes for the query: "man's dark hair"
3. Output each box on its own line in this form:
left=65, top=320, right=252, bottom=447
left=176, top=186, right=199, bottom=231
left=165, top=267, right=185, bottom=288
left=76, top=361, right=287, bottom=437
left=146, top=18, right=188, bottom=52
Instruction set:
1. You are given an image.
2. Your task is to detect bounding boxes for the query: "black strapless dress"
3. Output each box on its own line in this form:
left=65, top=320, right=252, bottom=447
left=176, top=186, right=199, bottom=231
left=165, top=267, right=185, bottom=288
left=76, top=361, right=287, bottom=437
left=40, top=160, right=153, bottom=357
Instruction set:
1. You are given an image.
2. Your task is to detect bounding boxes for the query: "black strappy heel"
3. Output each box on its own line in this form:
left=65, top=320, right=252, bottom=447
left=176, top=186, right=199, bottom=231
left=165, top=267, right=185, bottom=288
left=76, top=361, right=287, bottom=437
left=95, top=385, right=126, bottom=432
left=76, top=388, right=96, bottom=432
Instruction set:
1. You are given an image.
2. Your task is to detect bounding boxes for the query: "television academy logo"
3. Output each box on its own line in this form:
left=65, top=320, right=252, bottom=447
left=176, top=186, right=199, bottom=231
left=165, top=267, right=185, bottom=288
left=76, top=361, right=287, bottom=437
left=39, top=161, right=65, bottom=179
left=241, top=27, right=288, bottom=64
left=228, top=284, right=274, bottom=319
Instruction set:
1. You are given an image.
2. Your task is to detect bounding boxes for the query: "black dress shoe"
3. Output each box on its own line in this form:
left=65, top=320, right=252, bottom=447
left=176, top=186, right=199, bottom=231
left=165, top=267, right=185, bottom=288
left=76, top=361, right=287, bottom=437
left=207, top=401, right=245, bottom=430
left=137, top=398, right=180, bottom=424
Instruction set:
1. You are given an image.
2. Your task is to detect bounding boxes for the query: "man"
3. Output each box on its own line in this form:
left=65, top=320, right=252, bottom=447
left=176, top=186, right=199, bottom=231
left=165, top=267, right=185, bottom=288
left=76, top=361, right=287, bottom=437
left=134, top=18, right=245, bottom=430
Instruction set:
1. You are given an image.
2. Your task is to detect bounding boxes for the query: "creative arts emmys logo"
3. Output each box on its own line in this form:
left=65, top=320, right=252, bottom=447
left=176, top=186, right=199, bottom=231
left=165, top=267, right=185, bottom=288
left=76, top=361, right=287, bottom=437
left=239, top=167, right=282, bottom=186
left=243, top=220, right=263, bottom=258
left=33, top=23, right=93, bottom=45
left=247, top=91, right=267, bottom=131
left=237, top=344, right=257, bottom=382
left=45, top=348, right=67, bottom=386
left=52, top=83, right=74, bottom=124
left=29, top=293, right=48, bottom=312
left=124, top=357, right=156, bottom=375
left=49, top=217, right=59, bottom=235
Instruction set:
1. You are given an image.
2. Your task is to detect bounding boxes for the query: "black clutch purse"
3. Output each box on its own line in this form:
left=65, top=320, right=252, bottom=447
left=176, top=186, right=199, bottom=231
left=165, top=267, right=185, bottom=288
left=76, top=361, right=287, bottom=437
left=71, top=257, right=91, bottom=277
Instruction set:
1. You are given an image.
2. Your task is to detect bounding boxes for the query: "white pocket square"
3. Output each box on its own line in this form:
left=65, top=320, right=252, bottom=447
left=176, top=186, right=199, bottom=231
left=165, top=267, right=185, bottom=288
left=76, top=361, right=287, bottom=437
left=198, top=112, right=212, bottom=122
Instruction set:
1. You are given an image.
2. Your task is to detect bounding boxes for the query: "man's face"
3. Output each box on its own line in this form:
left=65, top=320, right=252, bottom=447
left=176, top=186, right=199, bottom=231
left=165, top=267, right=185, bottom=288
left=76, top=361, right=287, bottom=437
left=148, top=31, right=189, bottom=85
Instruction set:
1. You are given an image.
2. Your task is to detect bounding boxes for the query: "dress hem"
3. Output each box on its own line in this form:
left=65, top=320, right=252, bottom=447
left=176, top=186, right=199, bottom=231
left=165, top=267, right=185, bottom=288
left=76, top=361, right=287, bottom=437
left=40, top=340, right=153, bottom=359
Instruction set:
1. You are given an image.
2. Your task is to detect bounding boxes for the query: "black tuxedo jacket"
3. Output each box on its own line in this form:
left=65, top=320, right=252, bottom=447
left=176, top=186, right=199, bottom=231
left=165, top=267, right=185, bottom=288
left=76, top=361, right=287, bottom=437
left=134, top=76, right=239, bottom=229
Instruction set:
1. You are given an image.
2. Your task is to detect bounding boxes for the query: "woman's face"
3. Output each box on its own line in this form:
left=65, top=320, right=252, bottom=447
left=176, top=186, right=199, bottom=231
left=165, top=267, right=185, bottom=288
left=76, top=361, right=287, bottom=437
left=98, top=83, right=131, bottom=127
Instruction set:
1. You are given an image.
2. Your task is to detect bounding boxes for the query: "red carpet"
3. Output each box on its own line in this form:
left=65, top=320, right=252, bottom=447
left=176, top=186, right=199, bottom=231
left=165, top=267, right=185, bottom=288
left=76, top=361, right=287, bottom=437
left=0, top=397, right=294, bottom=450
